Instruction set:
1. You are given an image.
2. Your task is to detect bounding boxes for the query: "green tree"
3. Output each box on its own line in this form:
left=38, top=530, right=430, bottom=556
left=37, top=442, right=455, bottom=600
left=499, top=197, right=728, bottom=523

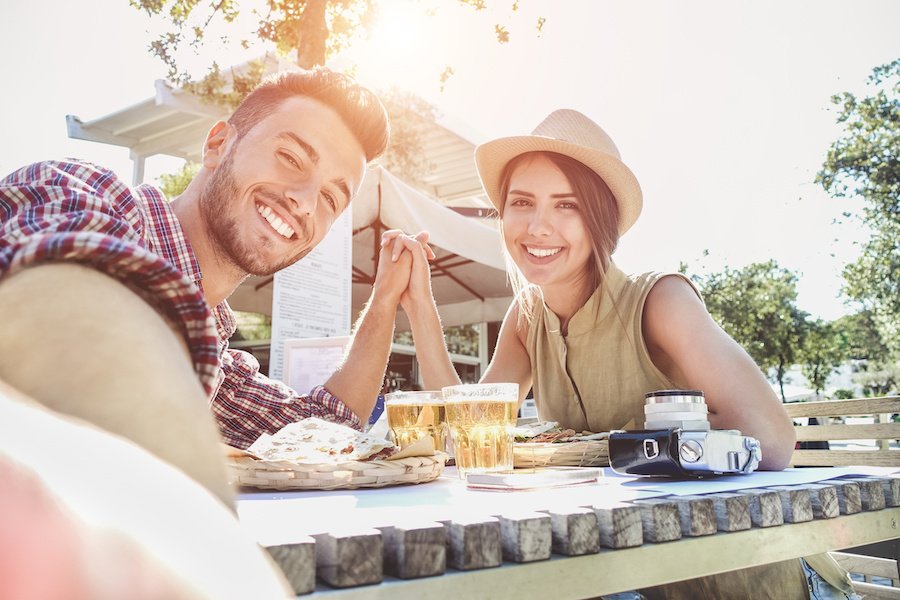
left=158, top=161, right=200, bottom=198
left=798, top=319, right=846, bottom=396
left=817, top=58, right=900, bottom=357
left=832, top=309, right=890, bottom=364
left=855, top=361, right=899, bottom=397
left=695, top=260, right=807, bottom=401
left=377, top=87, right=439, bottom=184
left=130, top=0, right=540, bottom=108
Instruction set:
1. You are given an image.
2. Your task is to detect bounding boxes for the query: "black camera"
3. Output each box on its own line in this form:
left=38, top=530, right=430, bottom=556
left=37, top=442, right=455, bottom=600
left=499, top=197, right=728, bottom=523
left=608, top=428, right=762, bottom=477
left=608, top=389, right=762, bottom=477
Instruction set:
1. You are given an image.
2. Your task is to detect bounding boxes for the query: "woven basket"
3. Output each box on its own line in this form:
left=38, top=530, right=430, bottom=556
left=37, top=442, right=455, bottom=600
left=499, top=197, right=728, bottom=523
left=228, top=453, right=448, bottom=491
left=513, top=441, right=609, bottom=468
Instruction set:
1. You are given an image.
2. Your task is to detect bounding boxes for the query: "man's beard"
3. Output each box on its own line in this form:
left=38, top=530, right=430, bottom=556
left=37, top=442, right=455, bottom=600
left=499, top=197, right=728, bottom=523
left=198, top=150, right=313, bottom=277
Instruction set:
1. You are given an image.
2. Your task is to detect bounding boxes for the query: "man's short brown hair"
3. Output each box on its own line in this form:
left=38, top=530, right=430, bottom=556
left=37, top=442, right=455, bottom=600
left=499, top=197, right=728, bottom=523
left=228, top=68, right=390, bottom=162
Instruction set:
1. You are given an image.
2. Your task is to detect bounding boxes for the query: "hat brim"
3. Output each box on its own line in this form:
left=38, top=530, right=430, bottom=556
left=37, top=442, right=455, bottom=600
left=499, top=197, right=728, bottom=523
left=475, top=135, right=643, bottom=235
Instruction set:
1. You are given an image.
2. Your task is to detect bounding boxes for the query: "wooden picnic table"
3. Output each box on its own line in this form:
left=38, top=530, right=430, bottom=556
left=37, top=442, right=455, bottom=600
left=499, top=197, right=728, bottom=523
left=236, top=466, right=899, bottom=599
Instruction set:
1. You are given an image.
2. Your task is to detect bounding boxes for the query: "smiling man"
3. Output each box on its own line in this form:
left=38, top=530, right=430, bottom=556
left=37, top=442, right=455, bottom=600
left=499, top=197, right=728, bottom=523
left=0, top=68, right=407, bottom=499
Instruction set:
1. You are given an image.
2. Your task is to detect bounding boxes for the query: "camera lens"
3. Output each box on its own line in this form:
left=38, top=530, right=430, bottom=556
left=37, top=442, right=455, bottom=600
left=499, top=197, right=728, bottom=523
left=644, top=390, right=710, bottom=430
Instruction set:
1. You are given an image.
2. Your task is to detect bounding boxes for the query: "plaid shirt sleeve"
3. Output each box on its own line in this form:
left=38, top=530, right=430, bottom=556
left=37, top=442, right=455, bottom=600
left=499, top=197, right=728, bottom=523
left=210, top=346, right=362, bottom=449
left=0, top=160, right=220, bottom=397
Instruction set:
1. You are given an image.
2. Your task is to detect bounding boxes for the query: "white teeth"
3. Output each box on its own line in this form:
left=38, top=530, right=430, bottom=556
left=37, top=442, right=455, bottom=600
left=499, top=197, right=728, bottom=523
left=256, top=204, right=295, bottom=239
left=526, top=246, right=562, bottom=258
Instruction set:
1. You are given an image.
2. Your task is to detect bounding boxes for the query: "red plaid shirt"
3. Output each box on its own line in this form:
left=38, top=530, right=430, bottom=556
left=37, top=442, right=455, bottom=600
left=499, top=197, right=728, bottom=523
left=0, top=160, right=361, bottom=448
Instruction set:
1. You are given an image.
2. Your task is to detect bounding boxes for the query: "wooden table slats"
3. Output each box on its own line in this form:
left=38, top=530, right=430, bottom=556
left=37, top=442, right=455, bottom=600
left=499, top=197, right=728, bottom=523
left=247, top=474, right=899, bottom=596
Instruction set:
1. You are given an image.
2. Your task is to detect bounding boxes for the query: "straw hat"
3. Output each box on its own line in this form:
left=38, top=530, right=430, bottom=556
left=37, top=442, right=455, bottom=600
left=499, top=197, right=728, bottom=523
left=475, top=109, right=643, bottom=235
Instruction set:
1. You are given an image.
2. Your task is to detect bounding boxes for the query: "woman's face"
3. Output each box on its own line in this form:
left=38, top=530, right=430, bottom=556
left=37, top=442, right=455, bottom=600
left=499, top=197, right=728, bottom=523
left=501, top=154, right=592, bottom=292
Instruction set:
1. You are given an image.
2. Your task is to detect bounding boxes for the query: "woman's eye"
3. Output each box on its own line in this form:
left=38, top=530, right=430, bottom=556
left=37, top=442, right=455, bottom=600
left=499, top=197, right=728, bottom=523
left=559, top=201, right=579, bottom=210
left=509, top=197, right=530, bottom=207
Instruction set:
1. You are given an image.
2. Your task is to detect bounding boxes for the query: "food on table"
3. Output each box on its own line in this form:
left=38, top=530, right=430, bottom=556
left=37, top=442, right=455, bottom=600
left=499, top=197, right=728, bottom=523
left=247, top=418, right=396, bottom=463
left=513, top=421, right=609, bottom=443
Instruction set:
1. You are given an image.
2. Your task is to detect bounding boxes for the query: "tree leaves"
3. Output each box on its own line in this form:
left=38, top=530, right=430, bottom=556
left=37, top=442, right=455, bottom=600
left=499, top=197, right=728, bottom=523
left=695, top=260, right=808, bottom=399
left=817, top=59, right=900, bottom=358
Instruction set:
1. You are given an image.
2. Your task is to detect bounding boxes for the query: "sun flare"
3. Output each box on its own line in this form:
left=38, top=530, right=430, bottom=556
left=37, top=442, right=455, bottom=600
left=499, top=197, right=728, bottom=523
left=348, top=2, right=435, bottom=88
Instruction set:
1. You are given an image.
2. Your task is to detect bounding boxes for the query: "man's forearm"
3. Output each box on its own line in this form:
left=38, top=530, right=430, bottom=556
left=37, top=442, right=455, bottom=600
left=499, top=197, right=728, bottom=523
left=324, top=291, right=398, bottom=423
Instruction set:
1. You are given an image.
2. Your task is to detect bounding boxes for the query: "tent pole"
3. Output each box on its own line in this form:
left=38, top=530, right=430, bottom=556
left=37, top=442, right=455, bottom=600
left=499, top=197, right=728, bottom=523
left=373, top=180, right=383, bottom=274
left=478, top=322, right=489, bottom=378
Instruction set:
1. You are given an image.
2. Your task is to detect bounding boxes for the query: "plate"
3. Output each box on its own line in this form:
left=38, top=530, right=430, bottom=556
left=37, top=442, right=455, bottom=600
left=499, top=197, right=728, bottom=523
left=228, top=452, right=449, bottom=490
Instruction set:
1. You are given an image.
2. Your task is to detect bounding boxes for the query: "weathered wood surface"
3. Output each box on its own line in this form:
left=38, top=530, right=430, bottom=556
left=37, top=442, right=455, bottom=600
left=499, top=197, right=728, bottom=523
left=263, top=537, right=317, bottom=595
left=803, top=484, right=840, bottom=519
left=785, top=395, right=900, bottom=468
left=241, top=475, right=899, bottom=594
left=589, top=502, right=643, bottom=549
left=671, top=495, right=717, bottom=537
left=782, top=396, right=900, bottom=418
left=844, top=477, right=888, bottom=511
left=709, top=492, right=752, bottom=531
left=633, top=498, right=682, bottom=543
left=539, top=507, right=600, bottom=556
left=737, top=488, right=785, bottom=528
left=769, top=486, right=814, bottom=523
left=832, top=480, right=863, bottom=515
left=880, top=476, right=900, bottom=507
left=494, top=511, right=552, bottom=563
left=312, top=529, right=383, bottom=588
left=440, top=516, right=502, bottom=571
left=378, top=523, right=446, bottom=580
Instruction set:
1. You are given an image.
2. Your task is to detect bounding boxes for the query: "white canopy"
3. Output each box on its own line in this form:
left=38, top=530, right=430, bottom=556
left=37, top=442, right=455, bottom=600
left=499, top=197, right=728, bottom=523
left=229, top=165, right=513, bottom=328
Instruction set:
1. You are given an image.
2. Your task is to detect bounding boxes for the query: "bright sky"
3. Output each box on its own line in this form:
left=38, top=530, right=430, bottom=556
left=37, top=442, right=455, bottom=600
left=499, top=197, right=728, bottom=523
left=2, top=0, right=898, bottom=321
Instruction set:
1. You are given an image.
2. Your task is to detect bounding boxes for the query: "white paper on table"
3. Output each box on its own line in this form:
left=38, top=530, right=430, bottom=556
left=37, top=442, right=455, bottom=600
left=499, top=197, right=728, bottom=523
left=608, top=465, right=900, bottom=497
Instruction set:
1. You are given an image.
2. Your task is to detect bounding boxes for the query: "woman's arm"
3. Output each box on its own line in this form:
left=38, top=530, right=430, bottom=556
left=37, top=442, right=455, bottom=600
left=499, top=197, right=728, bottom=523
left=480, top=302, right=534, bottom=406
left=387, top=231, right=460, bottom=390
left=642, top=276, right=796, bottom=470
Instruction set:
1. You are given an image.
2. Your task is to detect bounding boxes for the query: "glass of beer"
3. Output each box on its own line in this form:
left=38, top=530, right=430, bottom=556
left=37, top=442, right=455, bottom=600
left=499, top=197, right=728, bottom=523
left=384, top=391, right=449, bottom=453
left=442, top=383, right=518, bottom=478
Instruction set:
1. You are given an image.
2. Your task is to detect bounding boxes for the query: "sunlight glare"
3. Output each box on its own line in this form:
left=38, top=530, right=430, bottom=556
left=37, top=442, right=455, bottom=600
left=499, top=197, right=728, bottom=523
left=350, top=2, right=433, bottom=89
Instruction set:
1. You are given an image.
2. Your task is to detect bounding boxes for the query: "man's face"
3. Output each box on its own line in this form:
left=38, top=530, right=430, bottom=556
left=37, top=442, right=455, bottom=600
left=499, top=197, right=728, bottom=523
left=199, top=96, right=366, bottom=277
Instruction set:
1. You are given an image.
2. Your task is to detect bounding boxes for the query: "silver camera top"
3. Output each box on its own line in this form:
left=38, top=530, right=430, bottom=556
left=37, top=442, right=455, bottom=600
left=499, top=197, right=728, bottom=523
left=677, top=429, right=762, bottom=474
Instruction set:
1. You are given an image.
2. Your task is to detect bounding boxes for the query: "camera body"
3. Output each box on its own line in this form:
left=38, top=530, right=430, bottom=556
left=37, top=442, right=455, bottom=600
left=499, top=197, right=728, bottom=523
left=608, top=428, right=762, bottom=477
left=607, top=389, right=762, bottom=477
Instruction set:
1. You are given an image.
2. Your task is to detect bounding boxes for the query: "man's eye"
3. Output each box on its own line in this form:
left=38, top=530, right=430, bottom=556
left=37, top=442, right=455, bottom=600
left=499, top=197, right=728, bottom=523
left=322, top=191, right=337, bottom=211
left=280, top=152, right=302, bottom=170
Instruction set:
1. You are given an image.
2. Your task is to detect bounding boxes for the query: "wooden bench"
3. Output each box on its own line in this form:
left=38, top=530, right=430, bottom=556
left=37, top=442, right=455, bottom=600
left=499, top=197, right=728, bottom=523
left=785, top=396, right=900, bottom=468
left=785, top=396, right=900, bottom=598
left=832, top=552, right=900, bottom=600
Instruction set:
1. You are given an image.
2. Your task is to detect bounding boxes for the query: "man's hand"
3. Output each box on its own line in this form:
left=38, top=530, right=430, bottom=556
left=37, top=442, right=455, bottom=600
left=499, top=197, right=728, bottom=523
left=371, top=231, right=415, bottom=308
left=380, top=230, right=436, bottom=315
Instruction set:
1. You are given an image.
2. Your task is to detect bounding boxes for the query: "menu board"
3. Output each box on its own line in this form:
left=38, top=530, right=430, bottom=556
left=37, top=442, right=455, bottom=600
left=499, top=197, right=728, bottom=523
left=268, top=210, right=352, bottom=383
left=282, top=336, right=351, bottom=396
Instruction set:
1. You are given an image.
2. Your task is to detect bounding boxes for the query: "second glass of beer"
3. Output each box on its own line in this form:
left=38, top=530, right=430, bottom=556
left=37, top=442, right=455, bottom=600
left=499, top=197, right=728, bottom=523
left=442, top=383, right=518, bottom=478
left=384, top=390, right=449, bottom=453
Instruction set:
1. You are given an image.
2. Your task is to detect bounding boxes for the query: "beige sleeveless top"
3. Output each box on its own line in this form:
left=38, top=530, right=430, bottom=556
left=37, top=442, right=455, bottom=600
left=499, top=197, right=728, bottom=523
left=525, top=264, right=700, bottom=432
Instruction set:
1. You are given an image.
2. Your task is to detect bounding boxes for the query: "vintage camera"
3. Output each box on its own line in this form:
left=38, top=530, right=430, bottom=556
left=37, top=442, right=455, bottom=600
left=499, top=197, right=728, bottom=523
left=608, top=390, right=762, bottom=477
left=609, top=428, right=762, bottom=477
